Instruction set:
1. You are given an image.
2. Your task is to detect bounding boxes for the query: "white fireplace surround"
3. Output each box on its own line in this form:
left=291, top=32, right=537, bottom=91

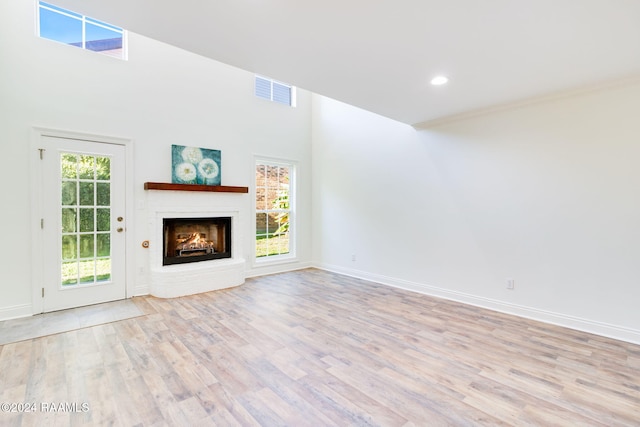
left=147, top=192, right=245, bottom=298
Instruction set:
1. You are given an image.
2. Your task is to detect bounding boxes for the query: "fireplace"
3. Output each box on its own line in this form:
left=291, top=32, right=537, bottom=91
left=147, top=189, right=245, bottom=298
left=163, top=216, right=231, bottom=265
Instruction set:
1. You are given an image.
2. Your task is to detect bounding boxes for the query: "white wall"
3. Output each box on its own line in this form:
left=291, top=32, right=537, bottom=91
left=312, top=84, right=640, bottom=344
left=2, top=2, right=638, bottom=345
left=0, top=1, right=312, bottom=319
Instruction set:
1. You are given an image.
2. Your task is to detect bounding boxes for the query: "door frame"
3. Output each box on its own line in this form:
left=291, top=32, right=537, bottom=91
left=30, top=127, right=135, bottom=314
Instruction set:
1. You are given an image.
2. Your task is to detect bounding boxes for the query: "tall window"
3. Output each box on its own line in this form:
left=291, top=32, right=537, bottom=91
left=37, top=1, right=126, bottom=59
left=255, top=160, right=294, bottom=259
left=255, top=75, right=295, bottom=106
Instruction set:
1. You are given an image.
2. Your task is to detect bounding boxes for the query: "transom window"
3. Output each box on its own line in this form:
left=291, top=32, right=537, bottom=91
left=255, top=160, right=295, bottom=260
left=255, top=75, right=295, bottom=106
left=37, top=1, right=126, bottom=59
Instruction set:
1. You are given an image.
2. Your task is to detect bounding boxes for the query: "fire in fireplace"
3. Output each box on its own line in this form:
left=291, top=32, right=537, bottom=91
left=163, top=217, right=231, bottom=265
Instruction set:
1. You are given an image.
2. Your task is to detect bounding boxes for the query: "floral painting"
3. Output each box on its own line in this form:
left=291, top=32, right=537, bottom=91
left=171, top=145, right=221, bottom=185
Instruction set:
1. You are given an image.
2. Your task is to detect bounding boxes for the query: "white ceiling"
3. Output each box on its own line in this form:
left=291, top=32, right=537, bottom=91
left=53, top=0, right=640, bottom=126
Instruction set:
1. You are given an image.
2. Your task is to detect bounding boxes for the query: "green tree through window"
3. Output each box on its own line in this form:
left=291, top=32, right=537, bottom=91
left=255, top=161, right=294, bottom=259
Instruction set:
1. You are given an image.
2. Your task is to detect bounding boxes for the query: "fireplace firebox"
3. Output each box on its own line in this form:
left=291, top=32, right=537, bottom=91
left=163, top=217, right=231, bottom=265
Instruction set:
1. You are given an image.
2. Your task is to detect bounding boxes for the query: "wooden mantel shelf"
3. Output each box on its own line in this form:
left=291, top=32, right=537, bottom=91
left=144, top=182, right=249, bottom=193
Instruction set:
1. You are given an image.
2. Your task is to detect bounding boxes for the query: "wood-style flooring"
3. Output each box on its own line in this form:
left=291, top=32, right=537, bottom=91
left=1, top=268, right=639, bottom=426
left=0, top=299, right=143, bottom=346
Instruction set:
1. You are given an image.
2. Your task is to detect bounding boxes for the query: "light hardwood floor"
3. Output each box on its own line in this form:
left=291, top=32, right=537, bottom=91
left=0, top=299, right=143, bottom=345
left=1, top=269, right=639, bottom=426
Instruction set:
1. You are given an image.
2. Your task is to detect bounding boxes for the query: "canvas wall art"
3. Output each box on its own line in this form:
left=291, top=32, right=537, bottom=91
left=171, top=145, right=221, bottom=185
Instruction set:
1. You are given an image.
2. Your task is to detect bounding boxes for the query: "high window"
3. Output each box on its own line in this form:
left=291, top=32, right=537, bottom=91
left=37, top=1, right=126, bottom=59
left=255, top=75, right=295, bottom=106
left=255, top=160, right=295, bottom=260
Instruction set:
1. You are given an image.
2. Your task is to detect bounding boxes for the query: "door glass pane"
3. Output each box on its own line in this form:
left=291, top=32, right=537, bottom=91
left=96, top=183, right=110, bottom=206
left=61, top=181, right=77, bottom=205
left=60, top=153, right=112, bottom=286
left=97, top=209, right=110, bottom=231
left=61, top=235, right=77, bottom=261
left=62, top=261, right=78, bottom=286
left=79, top=260, right=95, bottom=284
left=61, top=154, right=78, bottom=179
left=96, top=259, right=111, bottom=282
left=96, top=157, right=110, bottom=180
left=79, top=182, right=94, bottom=205
left=79, top=234, right=95, bottom=258
left=79, top=208, right=95, bottom=232
left=61, top=208, right=77, bottom=233
left=78, top=155, right=95, bottom=179
left=96, top=233, right=110, bottom=257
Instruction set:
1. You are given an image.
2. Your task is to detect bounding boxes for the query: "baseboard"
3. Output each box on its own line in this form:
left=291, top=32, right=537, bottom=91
left=245, top=261, right=314, bottom=279
left=0, top=303, right=33, bottom=322
left=133, top=284, right=150, bottom=297
left=315, top=263, right=640, bottom=345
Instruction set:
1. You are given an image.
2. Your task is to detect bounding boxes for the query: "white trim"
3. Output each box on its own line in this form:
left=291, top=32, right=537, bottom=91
left=30, top=132, right=45, bottom=315
left=123, top=133, right=136, bottom=300
left=254, top=253, right=298, bottom=266
left=133, top=284, right=150, bottom=296
left=315, top=263, right=640, bottom=346
left=0, top=304, right=33, bottom=322
left=39, top=2, right=82, bottom=22
left=245, top=261, right=314, bottom=279
left=30, top=127, right=135, bottom=314
left=253, top=154, right=300, bottom=167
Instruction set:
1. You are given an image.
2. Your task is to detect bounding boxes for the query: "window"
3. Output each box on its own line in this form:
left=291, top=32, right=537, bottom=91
left=255, top=160, right=295, bottom=260
left=255, top=75, right=295, bottom=106
left=37, top=1, right=126, bottom=59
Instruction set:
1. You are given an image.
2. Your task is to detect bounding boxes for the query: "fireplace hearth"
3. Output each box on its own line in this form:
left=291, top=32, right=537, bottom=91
left=163, top=217, right=231, bottom=265
left=146, top=187, right=245, bottom=298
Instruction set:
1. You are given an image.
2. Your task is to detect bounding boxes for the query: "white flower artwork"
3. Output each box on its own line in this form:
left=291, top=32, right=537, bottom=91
left=171, top=145, right=221, bottom=185
left=181, top=146, right=203, bottom=164
left=197, top=158, right=220, bottom=184
left=175, top=162, right=197, bottom=182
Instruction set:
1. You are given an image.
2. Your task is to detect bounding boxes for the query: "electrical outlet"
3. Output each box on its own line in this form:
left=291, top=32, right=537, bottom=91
left=506, top=278, right=515, bottom=290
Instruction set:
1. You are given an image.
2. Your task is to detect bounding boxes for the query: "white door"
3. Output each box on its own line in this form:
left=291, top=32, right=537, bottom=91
left=39, top=135, right=126, bottom=312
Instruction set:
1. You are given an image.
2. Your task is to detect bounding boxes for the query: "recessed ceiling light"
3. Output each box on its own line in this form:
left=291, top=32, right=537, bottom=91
left=431, top=76, right=448, bottom=86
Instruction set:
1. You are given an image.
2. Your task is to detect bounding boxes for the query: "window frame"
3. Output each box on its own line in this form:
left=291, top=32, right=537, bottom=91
left=254, top=75, right=296, bottom=107
left=37, top=1, right=128, bottom=60
left=254, top=157, right=297, bottom=265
